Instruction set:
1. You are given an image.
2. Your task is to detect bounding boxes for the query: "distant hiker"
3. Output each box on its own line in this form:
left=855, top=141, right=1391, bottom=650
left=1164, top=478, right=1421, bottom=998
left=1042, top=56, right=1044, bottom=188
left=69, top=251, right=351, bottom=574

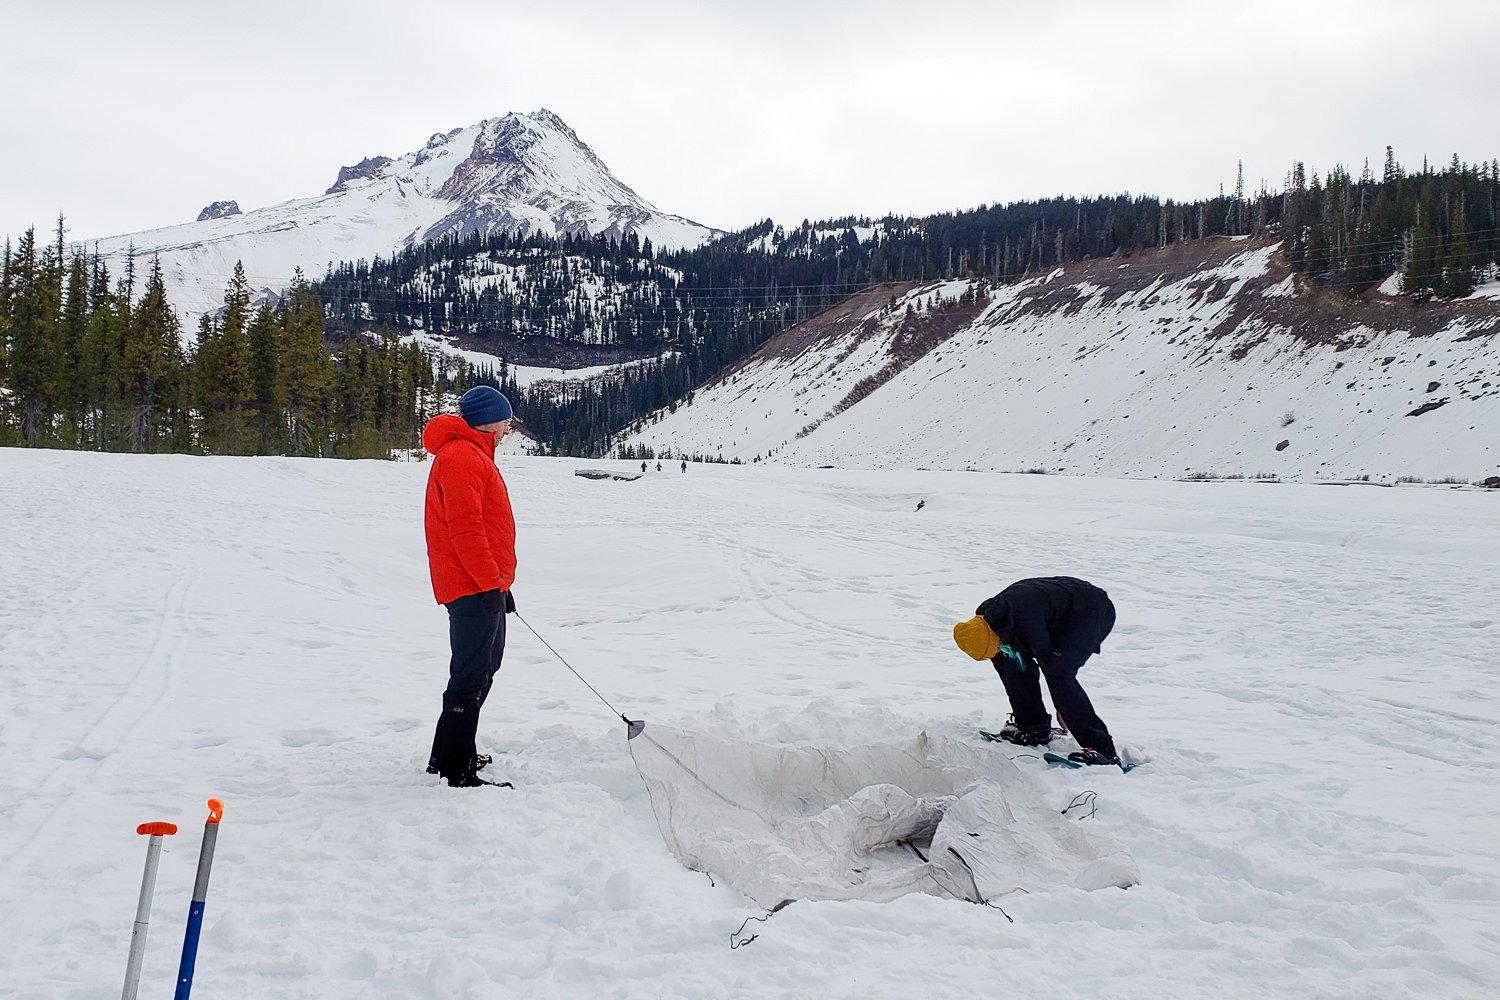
left=954, top=577, right=1120, bottom=766
left=422, top=385, right=518, bottom=788
left=680, top=460, right=687, bottom=473
left=656, top=461, right=662, bottom=472
left=916, top=500, right=926, bottom=512
left=642, top=461, right=648, bottom=473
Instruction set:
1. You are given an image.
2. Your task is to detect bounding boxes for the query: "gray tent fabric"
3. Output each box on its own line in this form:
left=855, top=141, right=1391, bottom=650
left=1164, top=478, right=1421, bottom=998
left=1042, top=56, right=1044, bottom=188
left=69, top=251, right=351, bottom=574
left=629, top=725, right=1139, bottom=908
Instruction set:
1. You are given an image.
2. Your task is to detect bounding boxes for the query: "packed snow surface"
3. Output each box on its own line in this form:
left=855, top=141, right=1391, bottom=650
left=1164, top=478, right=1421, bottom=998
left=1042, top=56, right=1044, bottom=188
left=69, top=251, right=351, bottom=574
left=2, top=449, right=1498, bottom=998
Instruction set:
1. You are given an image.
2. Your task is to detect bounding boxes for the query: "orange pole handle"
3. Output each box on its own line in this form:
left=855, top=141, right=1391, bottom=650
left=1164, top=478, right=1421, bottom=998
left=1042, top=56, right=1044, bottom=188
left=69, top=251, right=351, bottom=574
left=137, top=822, right=179, bottom=837
left=205, top=799, right=224, bottom=825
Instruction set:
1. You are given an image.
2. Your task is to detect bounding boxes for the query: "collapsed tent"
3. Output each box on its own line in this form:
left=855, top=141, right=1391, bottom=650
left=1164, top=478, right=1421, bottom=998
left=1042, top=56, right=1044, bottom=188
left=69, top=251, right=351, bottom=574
left=628, top=725, right=1139, bottom=908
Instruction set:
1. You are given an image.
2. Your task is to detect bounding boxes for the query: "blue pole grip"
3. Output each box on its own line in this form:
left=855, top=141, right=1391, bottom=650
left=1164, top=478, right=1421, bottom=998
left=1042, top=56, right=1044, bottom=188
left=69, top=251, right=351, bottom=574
left=174, top=901, right=206, bottom=999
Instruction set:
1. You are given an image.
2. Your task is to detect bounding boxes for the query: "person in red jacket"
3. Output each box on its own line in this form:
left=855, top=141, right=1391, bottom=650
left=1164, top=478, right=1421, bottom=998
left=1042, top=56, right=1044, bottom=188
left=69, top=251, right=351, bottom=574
left=423, top=385, right=518, bottom=788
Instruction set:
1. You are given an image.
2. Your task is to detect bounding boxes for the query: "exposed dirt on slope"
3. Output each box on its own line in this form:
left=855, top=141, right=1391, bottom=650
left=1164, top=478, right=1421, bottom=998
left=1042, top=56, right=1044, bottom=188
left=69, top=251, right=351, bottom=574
left=1001, top=236, right=1500, bottom=350
left=831, top=290, right=991, bottom=416
left=742, top=281, right=921, bottom=373
left=660, top=240, right=1500, bottom=442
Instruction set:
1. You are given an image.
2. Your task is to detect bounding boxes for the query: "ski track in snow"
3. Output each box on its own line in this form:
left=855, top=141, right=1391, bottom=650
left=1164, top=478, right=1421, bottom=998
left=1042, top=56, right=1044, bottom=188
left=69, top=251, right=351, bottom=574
left=1, top=450, right=1498, bottom=999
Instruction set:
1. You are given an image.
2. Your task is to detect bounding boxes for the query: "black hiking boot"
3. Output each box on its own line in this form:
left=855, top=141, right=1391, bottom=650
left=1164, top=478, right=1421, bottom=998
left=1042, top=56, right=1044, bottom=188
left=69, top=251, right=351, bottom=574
left=998, top=717, right=1055, bottom=747
left=427, top=752, right=494, bottom=776
left=1067, top=748, right=1121, bottom=767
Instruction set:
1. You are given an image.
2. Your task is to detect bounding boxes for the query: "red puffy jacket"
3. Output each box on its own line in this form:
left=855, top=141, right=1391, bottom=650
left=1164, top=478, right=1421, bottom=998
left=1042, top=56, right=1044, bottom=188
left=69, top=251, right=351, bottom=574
left=422, top=414, right=516, bottom=604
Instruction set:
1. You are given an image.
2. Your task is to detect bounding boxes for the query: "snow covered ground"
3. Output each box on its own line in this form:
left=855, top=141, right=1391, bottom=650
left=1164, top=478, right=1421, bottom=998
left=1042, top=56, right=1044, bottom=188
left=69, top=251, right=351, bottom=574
left=2, top=449, right=1498, bottom=999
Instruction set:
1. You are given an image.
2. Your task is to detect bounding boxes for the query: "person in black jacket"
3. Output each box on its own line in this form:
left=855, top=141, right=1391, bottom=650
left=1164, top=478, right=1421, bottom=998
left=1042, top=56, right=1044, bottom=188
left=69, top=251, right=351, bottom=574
left=953, top=577, right=1120, bottom=765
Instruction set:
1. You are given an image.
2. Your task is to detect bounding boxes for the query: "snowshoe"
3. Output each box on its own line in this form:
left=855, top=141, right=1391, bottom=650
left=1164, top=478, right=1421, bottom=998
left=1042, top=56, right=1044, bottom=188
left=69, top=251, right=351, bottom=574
left=446, top=768, right=513, bottom=789
left=1067, top=748, right=1121, bottom=767
left=997, top=717, right=1056, bottom=747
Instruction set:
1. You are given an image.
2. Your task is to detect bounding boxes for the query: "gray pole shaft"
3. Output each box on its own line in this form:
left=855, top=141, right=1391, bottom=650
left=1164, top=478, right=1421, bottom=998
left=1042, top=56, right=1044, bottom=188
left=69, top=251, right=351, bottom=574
left=121, top=835, right=165, bottom=1000
left=190, top=823, right=219, bottom=901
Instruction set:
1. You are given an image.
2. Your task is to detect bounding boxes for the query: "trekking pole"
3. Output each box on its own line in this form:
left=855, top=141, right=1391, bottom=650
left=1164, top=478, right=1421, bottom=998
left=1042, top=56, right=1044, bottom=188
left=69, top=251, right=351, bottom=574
left=173, top=798, right=223, bottom=1000
left=120, top=821, right=177, bottom=1000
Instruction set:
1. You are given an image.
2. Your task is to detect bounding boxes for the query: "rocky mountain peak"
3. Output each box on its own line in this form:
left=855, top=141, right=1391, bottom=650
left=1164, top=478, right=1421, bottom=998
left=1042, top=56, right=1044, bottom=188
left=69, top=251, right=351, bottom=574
left=84, top=109, right=721, bottom=324
left=325, top=156, right=394, bottom=195
left=196, top=200, right=242, bottom=222
left=434, top=109, right=632, bottom=206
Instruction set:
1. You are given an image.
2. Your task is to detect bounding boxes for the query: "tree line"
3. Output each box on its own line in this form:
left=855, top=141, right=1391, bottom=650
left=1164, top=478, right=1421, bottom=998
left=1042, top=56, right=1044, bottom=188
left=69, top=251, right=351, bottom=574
left=9, top=150, right=1496, bottom=460
left=0, top=218, right=438, bottom=456
left=322, top=150, right=1498, bottom=457
left=1280, top=150, right=1500, bottom=299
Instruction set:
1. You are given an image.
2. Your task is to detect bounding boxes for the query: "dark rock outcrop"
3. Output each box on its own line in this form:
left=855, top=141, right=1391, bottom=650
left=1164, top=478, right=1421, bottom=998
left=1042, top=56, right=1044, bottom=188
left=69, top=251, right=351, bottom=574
left=325, top=156, right=393, bottom=194
left=196, top=200, right=242, bottom=222
left=1406, top=399, right=1449, bottom=417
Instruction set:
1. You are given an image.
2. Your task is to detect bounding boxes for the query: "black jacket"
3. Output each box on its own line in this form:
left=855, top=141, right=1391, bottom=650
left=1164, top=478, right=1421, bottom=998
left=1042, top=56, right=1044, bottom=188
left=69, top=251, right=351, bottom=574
left=977, top=577, right=1115, bottom=672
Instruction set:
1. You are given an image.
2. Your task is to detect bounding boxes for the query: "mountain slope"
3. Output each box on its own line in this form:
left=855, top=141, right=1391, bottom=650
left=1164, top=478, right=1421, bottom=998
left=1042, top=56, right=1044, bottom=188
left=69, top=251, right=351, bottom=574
left=617, top=238, right=1500, bottom=480
left=80, top=110, right=722, bottom=323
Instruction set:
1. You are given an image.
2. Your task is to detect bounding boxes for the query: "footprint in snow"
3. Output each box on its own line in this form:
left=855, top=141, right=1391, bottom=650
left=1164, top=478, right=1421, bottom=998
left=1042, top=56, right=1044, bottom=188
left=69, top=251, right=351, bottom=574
left=54, top=745, right=111, bottom=762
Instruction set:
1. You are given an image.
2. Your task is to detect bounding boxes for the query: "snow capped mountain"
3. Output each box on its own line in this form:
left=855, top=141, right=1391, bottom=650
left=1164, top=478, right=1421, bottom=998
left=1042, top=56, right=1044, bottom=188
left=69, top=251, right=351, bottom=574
left=81, top=110, right=723, bottom=323
left=617, top=238, right=1500, bottom=481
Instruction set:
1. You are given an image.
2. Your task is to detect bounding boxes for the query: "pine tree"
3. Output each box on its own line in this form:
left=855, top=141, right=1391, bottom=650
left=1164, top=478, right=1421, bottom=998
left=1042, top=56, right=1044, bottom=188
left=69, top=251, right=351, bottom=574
left=197, top=262, right=254, bottom=452
left=280, top=271, right=333, bottom=457
left=1402, top=213, right=1440, bottom=301
left=79, top=261, right=126, bottom=450
left=246, top=303, right=286, bottom=453
left=0, top=238, right=12, bottom=445
left=1438, top=204, right=1478, bottom=299
left=4, top=228, right=61, bottom=445
left=58, top=252, right=90, bottom=442
left=121, top=258, right=182, bottom=452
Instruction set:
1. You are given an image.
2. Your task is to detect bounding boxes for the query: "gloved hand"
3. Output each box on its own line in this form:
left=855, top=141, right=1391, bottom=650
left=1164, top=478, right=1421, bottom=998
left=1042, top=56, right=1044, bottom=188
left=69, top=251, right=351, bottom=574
left=504, top=590, right=517, bottom=615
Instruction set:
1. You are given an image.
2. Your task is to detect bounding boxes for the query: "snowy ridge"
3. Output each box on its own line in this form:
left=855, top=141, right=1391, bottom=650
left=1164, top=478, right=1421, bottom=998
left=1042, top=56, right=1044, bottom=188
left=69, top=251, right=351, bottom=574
left=619, top=240, right=1500, bottom=480
left=79, top=110, right=722, bottom=324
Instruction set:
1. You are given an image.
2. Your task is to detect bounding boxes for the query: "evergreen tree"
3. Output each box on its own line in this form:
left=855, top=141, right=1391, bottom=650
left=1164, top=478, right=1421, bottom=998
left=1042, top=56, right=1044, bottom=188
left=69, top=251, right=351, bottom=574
left=1402, top=213, right=1440, bottom=301
left=246, top=303, right=286, bottom=453
left=1438, top=204, right=1478, bottom=299
left=59, top=251, right=90, bottom=441
left=79, top=261, right=126, bottom=450
left=196, top=262, right=254, bottom=452
left=280, top=271, right=333, bottom=456
left=4, top=228, right=61, bottom=445
left=121, top=258, right=182, bottom=452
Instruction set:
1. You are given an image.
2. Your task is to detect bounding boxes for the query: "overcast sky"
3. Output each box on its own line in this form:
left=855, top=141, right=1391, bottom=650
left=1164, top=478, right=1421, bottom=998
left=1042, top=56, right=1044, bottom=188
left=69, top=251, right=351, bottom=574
left=4, top=0, right=1497, bottom=243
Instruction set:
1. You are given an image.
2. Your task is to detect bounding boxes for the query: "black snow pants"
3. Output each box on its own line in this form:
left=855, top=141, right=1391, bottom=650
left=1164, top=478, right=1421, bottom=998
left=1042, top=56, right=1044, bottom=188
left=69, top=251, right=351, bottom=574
left=429, top=589, right=508, bottom=780
left=994, top=599, right=1116, bottom=758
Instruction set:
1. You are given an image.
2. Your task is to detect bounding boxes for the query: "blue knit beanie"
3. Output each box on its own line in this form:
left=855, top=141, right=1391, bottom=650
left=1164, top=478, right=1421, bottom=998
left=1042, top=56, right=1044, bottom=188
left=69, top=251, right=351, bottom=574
left=458, top=385, right=513, bottom=427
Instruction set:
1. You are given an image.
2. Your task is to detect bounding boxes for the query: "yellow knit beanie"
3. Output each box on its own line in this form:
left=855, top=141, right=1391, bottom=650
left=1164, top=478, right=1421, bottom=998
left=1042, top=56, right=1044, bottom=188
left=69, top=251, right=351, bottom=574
left=953, top=615, right=1000, bottom=661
